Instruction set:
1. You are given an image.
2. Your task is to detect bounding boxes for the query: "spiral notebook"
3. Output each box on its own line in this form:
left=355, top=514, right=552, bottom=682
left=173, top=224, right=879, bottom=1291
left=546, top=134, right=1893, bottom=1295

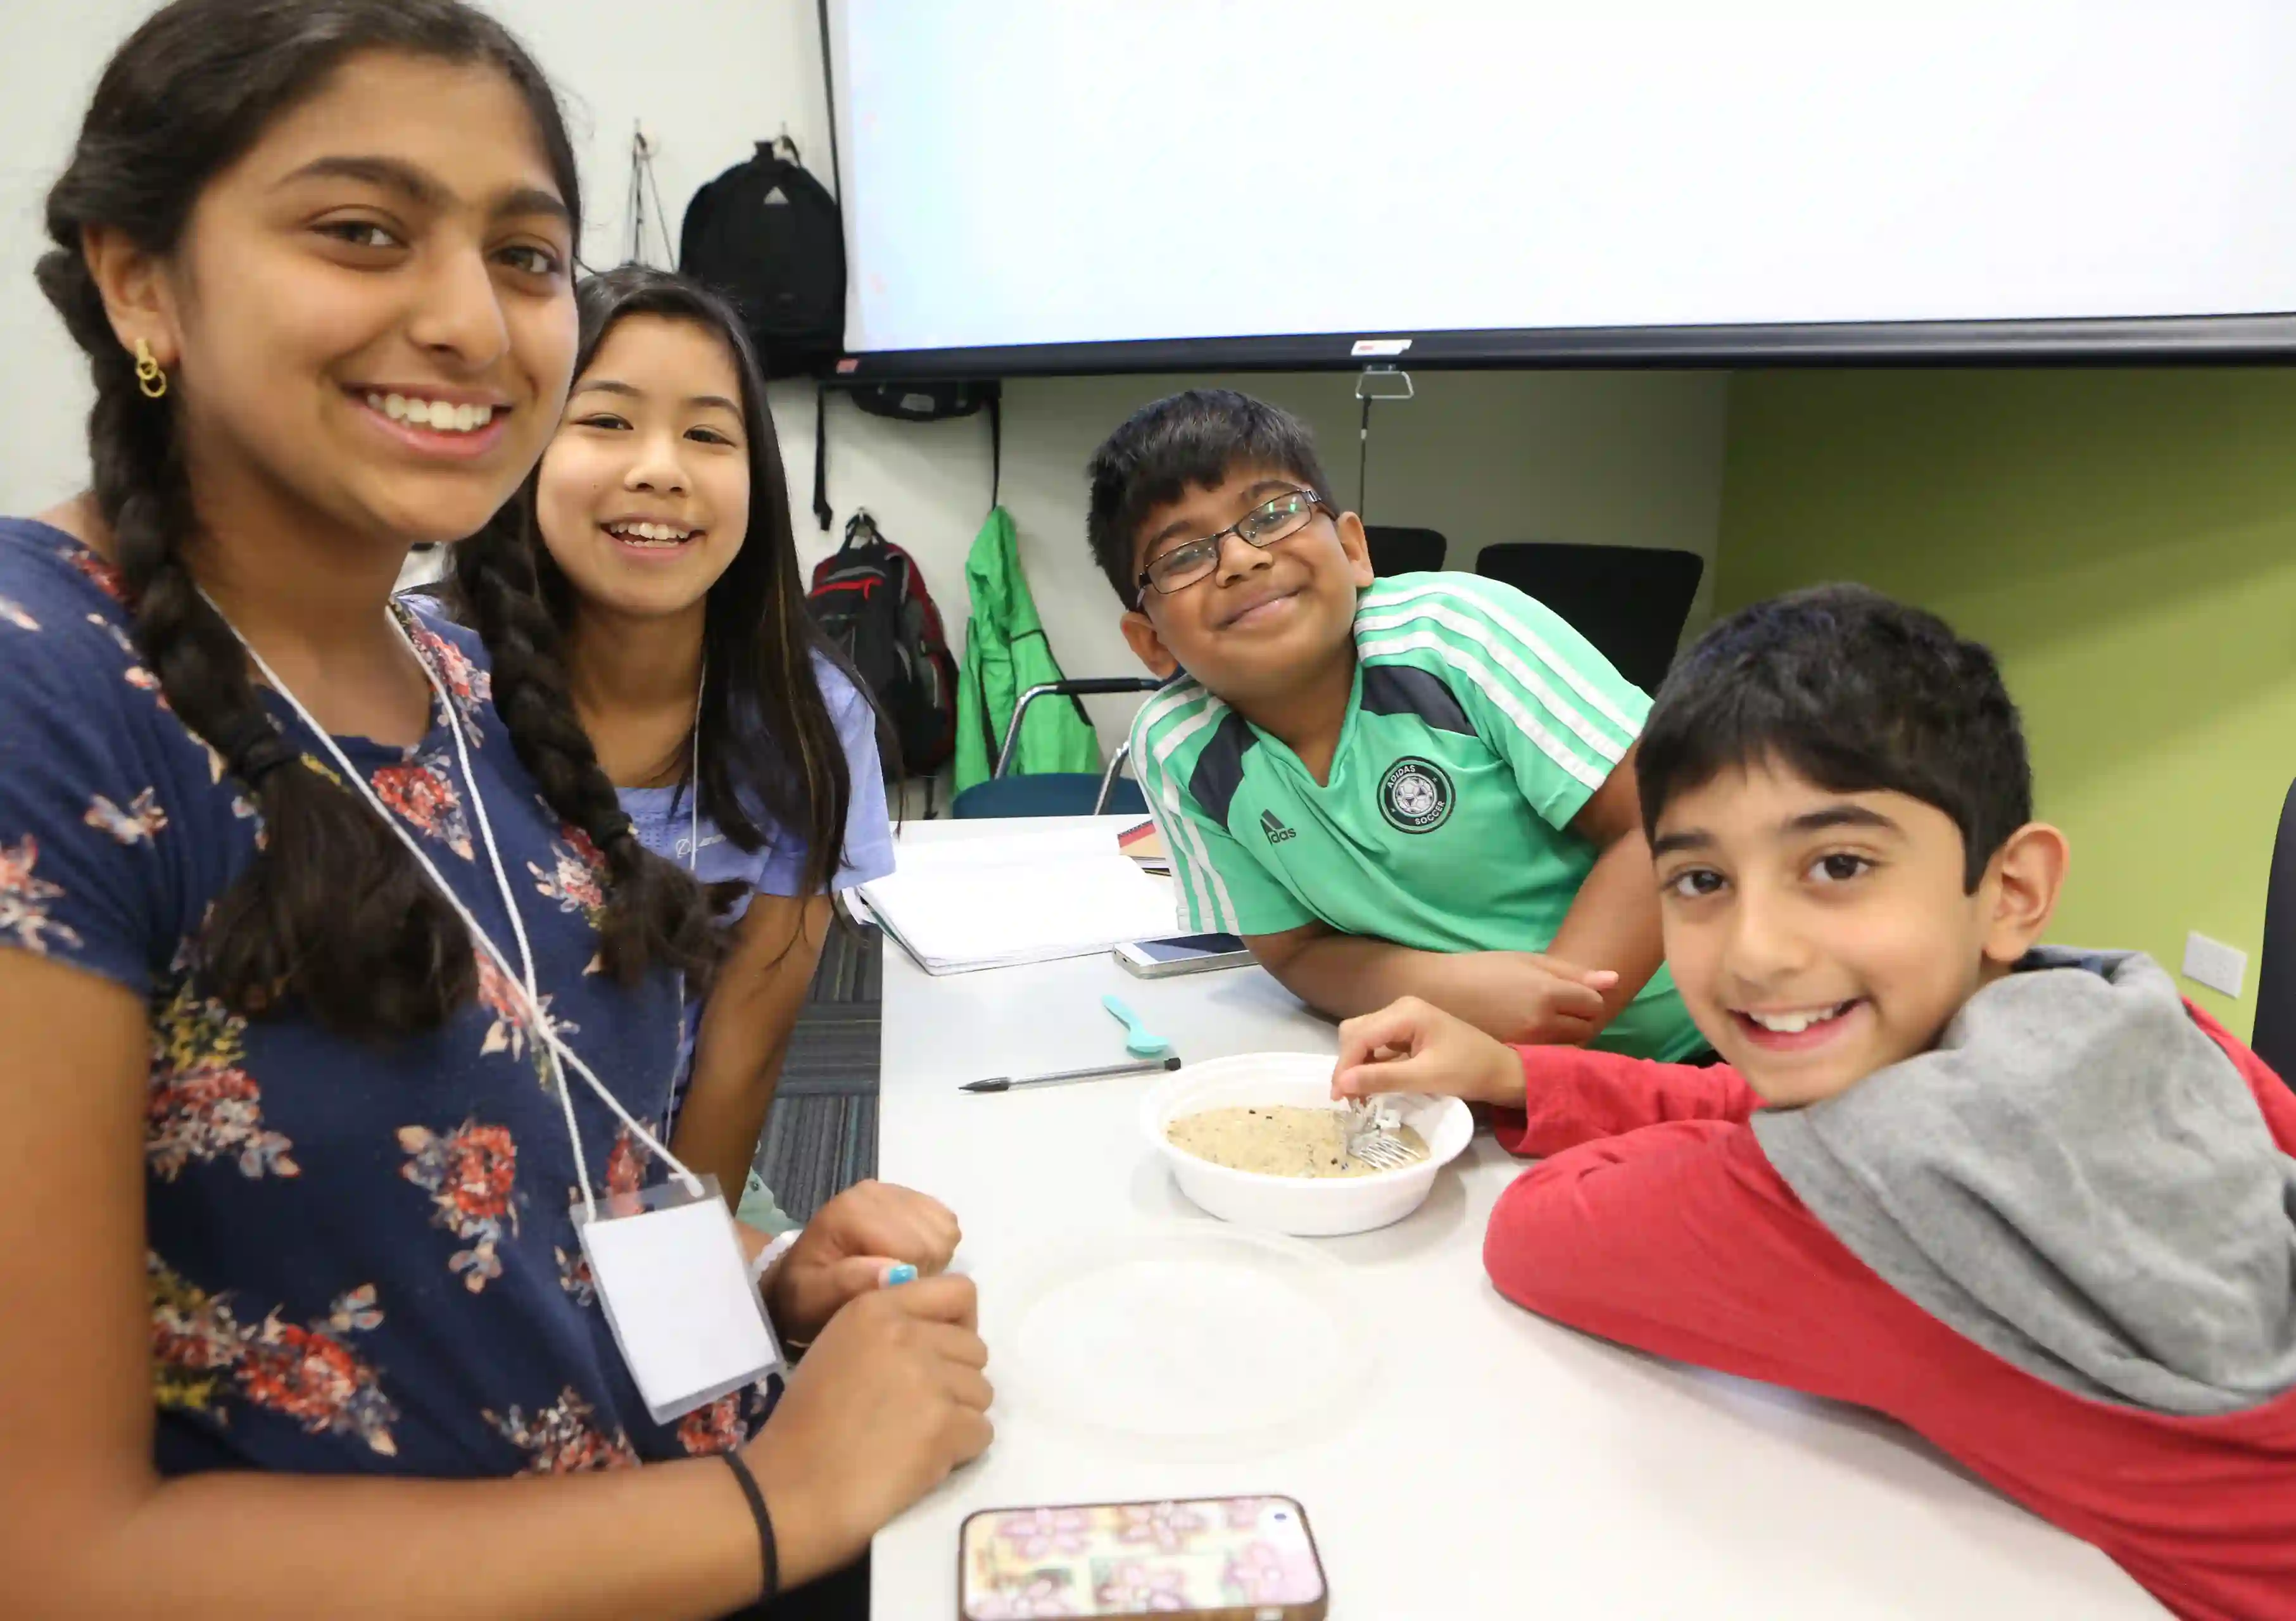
left=856, top=824, right=1180, bottom=974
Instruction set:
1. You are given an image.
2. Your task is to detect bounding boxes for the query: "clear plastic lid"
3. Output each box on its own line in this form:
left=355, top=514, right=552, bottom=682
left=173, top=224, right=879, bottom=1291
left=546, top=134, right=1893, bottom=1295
left=990, top=1223, right=1377, bottom=1460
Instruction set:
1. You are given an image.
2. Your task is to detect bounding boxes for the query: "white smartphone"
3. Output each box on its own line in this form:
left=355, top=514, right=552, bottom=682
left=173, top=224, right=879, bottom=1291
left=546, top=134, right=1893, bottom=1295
left=1113, top=931, right=1254, bottom=978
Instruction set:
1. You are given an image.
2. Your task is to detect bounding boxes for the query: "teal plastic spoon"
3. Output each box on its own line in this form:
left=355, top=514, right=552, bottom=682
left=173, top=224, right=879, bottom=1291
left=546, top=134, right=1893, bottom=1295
left=1102, top=994, right=1172, bottom=1058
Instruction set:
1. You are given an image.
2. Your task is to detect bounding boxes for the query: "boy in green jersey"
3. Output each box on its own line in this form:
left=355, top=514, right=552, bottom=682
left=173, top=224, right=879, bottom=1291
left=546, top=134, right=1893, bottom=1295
left=1087, top=389, right=1703, bottom=1059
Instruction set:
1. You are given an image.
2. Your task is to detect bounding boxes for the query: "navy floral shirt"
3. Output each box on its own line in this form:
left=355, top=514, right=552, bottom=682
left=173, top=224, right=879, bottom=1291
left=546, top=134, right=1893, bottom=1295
left=0, top=518, right=773, bottom=1478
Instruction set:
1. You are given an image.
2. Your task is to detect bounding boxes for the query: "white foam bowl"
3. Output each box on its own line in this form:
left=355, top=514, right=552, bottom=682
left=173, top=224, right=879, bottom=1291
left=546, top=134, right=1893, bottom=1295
left=1141, top=1052, right=1473, bottom=1237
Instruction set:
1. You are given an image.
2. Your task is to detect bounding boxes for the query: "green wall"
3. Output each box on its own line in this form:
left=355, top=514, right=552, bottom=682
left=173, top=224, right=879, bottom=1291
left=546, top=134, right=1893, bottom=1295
left=1717, top=369, right=2296, bottom=1037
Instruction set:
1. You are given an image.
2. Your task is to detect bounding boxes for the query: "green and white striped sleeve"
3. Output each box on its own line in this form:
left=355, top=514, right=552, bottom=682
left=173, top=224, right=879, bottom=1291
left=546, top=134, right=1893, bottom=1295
left=1130, top=683, right=1312, bottom=938
left=1355, top=576, right=1648, bottom=829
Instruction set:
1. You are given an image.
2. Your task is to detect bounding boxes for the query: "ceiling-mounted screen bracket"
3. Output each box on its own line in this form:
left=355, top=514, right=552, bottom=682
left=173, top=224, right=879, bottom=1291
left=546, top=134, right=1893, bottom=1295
left=1354, top=365, right=1415, bottom=402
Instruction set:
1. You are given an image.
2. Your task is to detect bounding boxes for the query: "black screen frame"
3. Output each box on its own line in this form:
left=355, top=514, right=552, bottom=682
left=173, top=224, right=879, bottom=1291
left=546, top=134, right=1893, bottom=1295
left=822, top=314, right=2296, bottom=381
left=815, top=3, right=2296, bottom=380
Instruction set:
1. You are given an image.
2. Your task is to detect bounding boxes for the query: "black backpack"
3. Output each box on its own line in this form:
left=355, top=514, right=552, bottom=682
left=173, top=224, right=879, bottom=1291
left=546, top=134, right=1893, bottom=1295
left=807, top=512, right=958, bottom=778
left=679, top=139, right=844, bottom=379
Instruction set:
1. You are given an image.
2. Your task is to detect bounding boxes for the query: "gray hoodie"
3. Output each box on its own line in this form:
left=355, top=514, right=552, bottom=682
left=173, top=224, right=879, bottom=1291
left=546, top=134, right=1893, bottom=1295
left=1751, top=949, right=2296, bottom=1416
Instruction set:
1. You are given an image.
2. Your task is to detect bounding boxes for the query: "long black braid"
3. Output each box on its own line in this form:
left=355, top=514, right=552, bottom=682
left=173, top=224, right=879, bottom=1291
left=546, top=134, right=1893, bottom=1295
left=52, top=267, right=477, bottom=1036
left=455, top=506, right=724, bottom=988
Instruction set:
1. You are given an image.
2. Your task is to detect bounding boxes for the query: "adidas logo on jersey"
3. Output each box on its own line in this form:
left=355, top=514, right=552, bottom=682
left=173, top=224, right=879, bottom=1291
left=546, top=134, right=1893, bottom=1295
left=1260, top=809, right=1297, bottom=845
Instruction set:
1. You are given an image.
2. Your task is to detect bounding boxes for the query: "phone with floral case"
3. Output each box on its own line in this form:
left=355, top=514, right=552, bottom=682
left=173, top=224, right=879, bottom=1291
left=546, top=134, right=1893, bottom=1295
left=957, top=1494, right=1328, bottom=1620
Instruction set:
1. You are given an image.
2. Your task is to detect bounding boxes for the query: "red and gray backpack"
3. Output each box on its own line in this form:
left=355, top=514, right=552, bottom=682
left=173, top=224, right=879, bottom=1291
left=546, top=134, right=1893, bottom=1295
left=807, top=512, right=957, bottom=778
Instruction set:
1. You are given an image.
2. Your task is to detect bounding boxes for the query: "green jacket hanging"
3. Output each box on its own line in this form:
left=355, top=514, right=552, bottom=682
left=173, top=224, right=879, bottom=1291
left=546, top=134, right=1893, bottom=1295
left=954, top=506, right=1101, bottom=793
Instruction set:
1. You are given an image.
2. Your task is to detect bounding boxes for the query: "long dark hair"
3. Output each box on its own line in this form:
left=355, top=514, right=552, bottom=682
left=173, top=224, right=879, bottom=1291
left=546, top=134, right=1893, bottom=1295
left=37, top=0, right=719, bottom=1038
left=456, top=267, right=857, bottom=900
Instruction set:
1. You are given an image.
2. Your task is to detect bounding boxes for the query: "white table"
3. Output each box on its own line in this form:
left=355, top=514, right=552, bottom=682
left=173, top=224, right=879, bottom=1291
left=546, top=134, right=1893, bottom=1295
left=871, top=818, right=2159, bottom=1618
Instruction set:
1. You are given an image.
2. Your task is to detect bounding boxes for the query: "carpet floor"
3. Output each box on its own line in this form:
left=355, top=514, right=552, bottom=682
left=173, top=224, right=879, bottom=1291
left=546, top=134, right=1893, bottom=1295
left=752, top=922, right=882, bottom=1224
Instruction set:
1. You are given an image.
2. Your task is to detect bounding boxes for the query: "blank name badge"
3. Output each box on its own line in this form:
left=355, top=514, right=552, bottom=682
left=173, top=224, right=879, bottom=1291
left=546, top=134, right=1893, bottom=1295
left=573, top=1174, right=783, bottom=1423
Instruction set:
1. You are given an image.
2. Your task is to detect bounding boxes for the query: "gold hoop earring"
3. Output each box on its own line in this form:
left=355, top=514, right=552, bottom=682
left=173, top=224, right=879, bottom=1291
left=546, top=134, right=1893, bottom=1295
left=134, top=338, right=168, bottom=400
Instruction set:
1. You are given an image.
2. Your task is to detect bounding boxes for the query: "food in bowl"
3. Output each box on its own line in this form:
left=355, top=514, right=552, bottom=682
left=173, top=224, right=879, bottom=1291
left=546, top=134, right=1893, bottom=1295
left=1164, top=1103, right=1429, bottom=1178
left=1144, top=1054, right=1474, bottom=1237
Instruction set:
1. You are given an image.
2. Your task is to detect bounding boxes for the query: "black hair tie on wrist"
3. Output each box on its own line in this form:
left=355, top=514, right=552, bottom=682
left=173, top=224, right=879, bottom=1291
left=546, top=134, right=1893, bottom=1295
left=721, top=1449, right=779, bottom=1606
left=218, top=714, right=298, bottom=787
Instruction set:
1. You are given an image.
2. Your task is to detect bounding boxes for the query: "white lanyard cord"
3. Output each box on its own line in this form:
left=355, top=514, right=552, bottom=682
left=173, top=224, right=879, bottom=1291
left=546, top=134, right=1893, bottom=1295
left=687, top=709, right=701, bottom=871
left=680, top=659, right=704, bottom=871
left=208, top=595, right=702, bottom=1216
left=660, top=664, right=705, bottom=1143
left=443, top=650, right=657, bottom=1220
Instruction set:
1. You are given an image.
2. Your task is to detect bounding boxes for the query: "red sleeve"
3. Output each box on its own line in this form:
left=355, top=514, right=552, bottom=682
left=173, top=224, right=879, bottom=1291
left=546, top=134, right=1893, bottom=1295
left=1484, top=1004, right=2296, bottom=1449
left=1488, top=1045, right=1764, bottom=1157
left=1482, top=1122, right=1946, bottom=1413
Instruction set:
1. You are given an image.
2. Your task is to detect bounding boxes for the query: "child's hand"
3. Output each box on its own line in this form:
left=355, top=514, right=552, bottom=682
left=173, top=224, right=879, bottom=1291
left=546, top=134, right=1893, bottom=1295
left=764, top=1180, right=961, bottom=1344
left=1454, top=951, right=1619, bottom=1045
left=1332, top=995, right=1526, bottom=1107
left=744, top=1274, right=993, bottom=1587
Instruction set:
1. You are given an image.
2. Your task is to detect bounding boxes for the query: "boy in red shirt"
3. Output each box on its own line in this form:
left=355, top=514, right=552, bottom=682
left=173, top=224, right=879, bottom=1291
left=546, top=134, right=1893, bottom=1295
left=1334, top=585, right=2296, bottom=1619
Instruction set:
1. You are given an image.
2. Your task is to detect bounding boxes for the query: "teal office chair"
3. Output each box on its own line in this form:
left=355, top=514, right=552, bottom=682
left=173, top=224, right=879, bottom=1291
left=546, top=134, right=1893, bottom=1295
left=950, top=677, right=1161, bottom=819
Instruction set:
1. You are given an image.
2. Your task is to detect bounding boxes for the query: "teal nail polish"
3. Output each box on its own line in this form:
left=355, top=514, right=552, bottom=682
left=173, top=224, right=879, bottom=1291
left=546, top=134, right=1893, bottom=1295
left=886, top=1263, right=918, bottom=1286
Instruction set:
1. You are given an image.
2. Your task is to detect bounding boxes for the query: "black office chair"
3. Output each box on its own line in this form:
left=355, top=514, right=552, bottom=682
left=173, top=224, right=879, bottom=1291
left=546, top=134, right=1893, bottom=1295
left=1362, top=525, right=1448, bottom=577
left=1473, top=543, right=1705, bottom=697
left=2253, top=777, right=2296, bottom=1088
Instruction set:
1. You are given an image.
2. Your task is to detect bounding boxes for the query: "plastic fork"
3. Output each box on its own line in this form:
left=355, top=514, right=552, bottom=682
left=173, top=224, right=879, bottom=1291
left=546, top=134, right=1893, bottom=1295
left=1342, top=1095, right=1427, bottom=1171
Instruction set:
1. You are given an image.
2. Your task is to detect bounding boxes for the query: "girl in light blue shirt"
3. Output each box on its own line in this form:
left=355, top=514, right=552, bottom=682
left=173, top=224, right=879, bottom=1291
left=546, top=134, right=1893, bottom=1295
left=455, top=265, right=893, bottom=1229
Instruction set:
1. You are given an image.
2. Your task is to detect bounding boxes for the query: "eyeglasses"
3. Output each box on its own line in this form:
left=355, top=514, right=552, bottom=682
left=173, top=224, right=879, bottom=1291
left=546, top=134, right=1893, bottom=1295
left=1136, top=488, right=1330, bottom=600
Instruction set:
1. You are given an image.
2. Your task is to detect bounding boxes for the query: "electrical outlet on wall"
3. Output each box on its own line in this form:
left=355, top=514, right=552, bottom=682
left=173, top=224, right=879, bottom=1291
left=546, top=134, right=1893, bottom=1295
left=2181, top=931, right=2247, bottom=999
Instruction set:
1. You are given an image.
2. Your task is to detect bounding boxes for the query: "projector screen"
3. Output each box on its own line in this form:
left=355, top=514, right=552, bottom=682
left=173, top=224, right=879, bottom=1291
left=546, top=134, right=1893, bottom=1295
left=821, top=0, right=2296, bottom=374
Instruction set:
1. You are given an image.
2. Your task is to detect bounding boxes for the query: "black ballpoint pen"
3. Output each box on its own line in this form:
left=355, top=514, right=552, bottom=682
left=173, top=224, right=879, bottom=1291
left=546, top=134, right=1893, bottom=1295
left=962, top=1055, right=1182, bottom=1094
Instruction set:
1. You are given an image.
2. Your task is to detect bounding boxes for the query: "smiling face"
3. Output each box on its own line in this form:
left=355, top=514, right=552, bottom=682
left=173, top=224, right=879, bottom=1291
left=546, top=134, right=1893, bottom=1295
left=531, top=313, right=750, bottom=624
left=140, top=49, right=577, bottom=552
left=1649, top=756, right=2067, bottom=1106
left=1118, top=464, right=1372, bottom=702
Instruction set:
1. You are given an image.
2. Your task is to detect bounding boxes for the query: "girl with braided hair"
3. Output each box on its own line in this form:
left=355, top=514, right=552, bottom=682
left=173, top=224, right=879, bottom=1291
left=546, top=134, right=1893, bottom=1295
left=0, top=3, right=988, bottom=1614
left=450, top=265, right=893, bottom=1232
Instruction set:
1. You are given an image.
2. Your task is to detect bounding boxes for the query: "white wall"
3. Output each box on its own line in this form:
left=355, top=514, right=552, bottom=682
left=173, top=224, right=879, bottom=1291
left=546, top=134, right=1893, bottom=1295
left=4, top=0, right=1732, bottom=764
left=0, top=0, right=164, bottom=516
